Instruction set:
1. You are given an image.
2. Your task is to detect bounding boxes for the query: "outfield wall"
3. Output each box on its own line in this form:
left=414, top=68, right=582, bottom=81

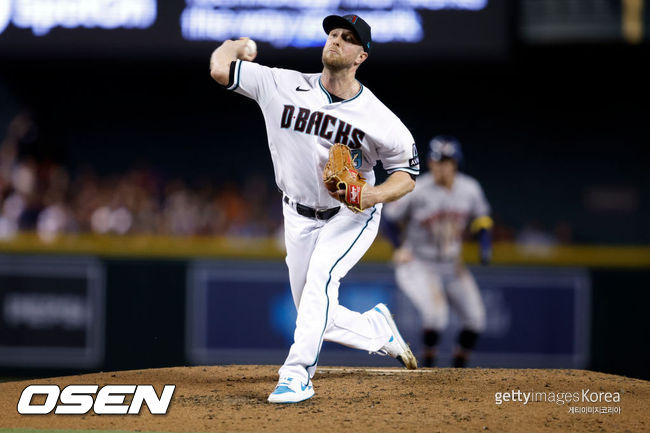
left=0, top=238, right=648, bottom=380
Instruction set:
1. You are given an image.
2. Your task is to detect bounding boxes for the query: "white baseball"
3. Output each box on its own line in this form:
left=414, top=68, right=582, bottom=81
left=245, top=39, right=257, bottom=56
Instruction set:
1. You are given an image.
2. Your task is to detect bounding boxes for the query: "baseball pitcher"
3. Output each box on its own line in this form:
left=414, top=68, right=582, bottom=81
left=210, top=14, right=420, bottom=403
left=383, top=136, right=493, bottom=368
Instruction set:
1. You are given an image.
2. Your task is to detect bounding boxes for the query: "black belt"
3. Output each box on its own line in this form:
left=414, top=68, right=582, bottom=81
left=283, top=196, right=340, bottom=220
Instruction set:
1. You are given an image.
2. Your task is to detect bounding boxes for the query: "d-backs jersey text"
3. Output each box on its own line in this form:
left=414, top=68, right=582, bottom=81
left=226, top=59, right=420, bottom=208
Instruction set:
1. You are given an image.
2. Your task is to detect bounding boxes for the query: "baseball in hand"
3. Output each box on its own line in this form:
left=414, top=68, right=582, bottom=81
left=245, top=39, right=257, bottom=57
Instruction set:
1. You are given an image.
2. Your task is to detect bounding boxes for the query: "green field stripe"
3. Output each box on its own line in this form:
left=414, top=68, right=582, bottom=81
left=1, top=233, right=649, bottom=267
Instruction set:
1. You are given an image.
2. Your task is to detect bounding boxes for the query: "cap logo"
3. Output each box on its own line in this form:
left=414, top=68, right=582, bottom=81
left=351, top=15, right=358, bottom=23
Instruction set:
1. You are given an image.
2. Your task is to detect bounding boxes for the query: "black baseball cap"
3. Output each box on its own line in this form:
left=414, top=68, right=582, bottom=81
left=323, top=14, right=372, bottom=53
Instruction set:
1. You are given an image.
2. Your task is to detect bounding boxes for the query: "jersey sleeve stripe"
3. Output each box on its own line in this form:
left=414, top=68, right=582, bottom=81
left=387, top=167, right=420, bottom=175
left=227, top=59, right=243, bottom=91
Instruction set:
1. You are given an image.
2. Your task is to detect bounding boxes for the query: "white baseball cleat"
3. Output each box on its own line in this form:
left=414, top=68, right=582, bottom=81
left=267, top=377, right=315, bottom=404
left=373, top=303, right=418, bottom=370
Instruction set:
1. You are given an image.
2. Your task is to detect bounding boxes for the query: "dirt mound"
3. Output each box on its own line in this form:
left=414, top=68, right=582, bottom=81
left=1, top=365, right=648, bottom=433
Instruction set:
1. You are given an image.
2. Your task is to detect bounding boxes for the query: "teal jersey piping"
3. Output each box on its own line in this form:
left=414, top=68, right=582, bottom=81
left=307, top=206, right=378, bottom=370
left=229, top=60, right=243, bottom=91
left=387, top=167, right=420, bottom=175
left=318, top=77, right=332, bottom=103
left=318, top=76, right=364, bottom=104
left=344, top=82, right=364, bottom=103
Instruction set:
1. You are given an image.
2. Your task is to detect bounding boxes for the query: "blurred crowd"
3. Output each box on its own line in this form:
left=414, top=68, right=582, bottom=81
left=0, top=112, right=283, bottom=241
left=1, top=112, right=572, bottom=245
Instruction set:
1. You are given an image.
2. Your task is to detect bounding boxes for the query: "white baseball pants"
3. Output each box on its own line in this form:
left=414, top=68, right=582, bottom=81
left=395, top=259, right=486, bottom=333
left=278, top=201, right=391, bottom=384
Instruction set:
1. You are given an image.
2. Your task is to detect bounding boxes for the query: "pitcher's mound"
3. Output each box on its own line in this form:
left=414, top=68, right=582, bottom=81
left=1, top=365, right=648, bottom=433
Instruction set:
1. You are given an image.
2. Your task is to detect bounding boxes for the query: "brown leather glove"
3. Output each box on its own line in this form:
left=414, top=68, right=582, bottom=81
left=323, top=143, right=367, bottom=213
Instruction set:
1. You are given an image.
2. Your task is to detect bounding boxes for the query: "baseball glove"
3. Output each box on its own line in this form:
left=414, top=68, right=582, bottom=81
left=323, top=143, right=367, bottom=213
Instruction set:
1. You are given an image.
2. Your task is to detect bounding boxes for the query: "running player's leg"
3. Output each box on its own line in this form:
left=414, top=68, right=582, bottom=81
left=446, top=267, right=485, bottom=367
left=278, top=206, right=383, bottom=383
left=395, top=259, right=448, bottom=366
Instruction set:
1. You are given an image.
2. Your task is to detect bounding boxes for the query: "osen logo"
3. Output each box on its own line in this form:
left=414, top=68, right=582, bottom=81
left=17, top=384, right=175, bottom=415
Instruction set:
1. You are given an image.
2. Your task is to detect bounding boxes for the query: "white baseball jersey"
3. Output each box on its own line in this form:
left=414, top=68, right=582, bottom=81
left=384, top=173, right=490, bottom=262
left=227, top=59, right=420, bottom=208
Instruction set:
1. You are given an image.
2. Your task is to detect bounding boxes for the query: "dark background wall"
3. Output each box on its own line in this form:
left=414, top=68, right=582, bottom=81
left=1, top=258, right=647, bottom=380
left=1, top=42, right=648, bottom=243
